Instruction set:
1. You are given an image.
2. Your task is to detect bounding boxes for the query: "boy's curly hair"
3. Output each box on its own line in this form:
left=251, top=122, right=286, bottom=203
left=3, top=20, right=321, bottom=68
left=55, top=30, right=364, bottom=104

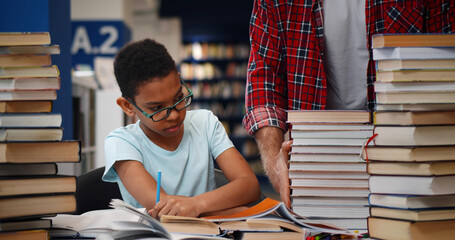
left=113, top=39, right=177, bottom=100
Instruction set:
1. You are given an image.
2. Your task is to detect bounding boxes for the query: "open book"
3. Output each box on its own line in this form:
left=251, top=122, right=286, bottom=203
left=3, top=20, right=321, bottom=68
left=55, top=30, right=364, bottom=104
left=47, top=201, right=227, bottom=240
left=162, top=198, right=357, bottom=237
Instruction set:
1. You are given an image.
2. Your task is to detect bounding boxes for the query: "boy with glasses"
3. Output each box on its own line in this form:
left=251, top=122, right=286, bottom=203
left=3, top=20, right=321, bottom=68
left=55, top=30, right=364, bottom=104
left=102, top=39, right=261, bottom=218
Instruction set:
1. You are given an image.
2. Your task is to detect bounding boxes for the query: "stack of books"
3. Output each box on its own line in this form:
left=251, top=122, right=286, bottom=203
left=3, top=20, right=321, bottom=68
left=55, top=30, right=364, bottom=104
left=0, top=32, right=80, bottom=239
left=365, top=33, right=455, bottom=240
left=287, top=110, right=373, bottom=231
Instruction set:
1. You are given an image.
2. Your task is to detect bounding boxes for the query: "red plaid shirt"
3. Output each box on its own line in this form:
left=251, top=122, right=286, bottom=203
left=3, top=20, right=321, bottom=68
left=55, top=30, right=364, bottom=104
left=243, top=0, right=455, bottom=135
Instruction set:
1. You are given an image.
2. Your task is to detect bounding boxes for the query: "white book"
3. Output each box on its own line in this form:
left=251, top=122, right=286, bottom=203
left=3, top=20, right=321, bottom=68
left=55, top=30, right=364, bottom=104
left=291, top=145, right=363, bottom=154
left=289, top=171, right=369, bottom=179
left=305, top=218, right=367, bottom=230
left=0, top=90, right=57, bottom=101
left=0, top=113, right=61, bottom=127
left=289, top=153, right=363, bottom=163
left=369, top=175, right=455, bottom=195
left=293, top=138, right=371, bottom=147
left=292, top=205, right=369, bottom=219
left=374, top=81, right=455, bottom=92
left=373, top=47, right=455, bottom=60
left=0, top=77, right=60, bottom=90
left=291, top=187, right=370, bottom=197
left=375, top=103, right=455, bottom=111
left=291, top=124, right=373, bottom=131
left=0, top=128, right=63, bottom=141
left=292, top=197, right=369, bottom=206
left=290, top=130, right=373, bottom=139
left=368, top=193, right=455, bottom=209
left=289, top=162, right=366, bottom=172
left=291, top=178, right=368, bottom=188
left=374, top=125, right=455, bottom=146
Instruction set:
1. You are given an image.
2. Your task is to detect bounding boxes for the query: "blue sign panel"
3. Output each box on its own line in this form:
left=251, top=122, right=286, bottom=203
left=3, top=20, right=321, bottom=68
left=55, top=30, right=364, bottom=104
left=71, top=20, right=130, bottom=68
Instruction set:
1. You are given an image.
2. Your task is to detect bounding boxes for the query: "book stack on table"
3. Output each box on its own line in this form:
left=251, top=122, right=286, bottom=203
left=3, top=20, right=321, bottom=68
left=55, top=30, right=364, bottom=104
left=365, top=33, right=455, bottom=240
left=0, top=32, right=80, bottom=240
left=286, top=110, right=373, bottom=232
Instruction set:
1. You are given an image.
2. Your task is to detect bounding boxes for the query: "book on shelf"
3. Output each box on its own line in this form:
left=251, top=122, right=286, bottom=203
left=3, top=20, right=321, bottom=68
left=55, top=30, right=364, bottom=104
left=290, top=129, right=373, bottom=139
left=0, top=77, right=61, bottom=90
left=291, top=145, right=363, bottom=154
left=0, top=218, right=52, bottom=232
left=0, top=113, right=61, bottom=127
left=368, top=217, right=455, bottom=240
left=373, top=110, right=455, bottom=125
left=0, top=175, right=76, bottom=197
left=291, top=196, right=369, bottom=206
left=376, top=69, right=455, bottom=82
left=369, top=175, right=455, bottom=195
left=376, top=59, right=455, bottom=71
left=0, top=127, right=63, bottom=141
left=0, top=101, right=52, bottom=113
left=0, top=32, right=51, bottom=46
left=0, top=54, right=52, bottom=67
left=0, top=90, right=57, bottom=101
left=374, top=81, right=455, bottom=92
left=291, top=123, right=373, bottom=131
left=292, top=205, right=369, bottom=219
left=372, top=47, right=455, bottom=60
left=290, top=178, right=368, bottom=188
left=0, top=163, right=57, bottom=176
left=289, top=162, right=366, bottom=172
left=376, top=91, right=455, bottom=104
left=289, top=153, right=363, bottom=163
left=0, top=65, right=59, bottom=78
left=370, top=206, right=455, bottom=221
left=0, top=194, right=76, bottom=220
left=0, top=141, right=80, bottom=163
left=291, top=187, right=370, bottom=198
left=289, top=170, right=369, bottom=179
left=362, top=146, right=455, bottom=162
left=0, top=229, right=49, bottom=240
left=373, top=125, right=455, bottom=146
left=369, top=193, right=455, bottom=209
left=286, top=110, right=371, bottom=123
left=0, top=45, right=60, bottom=55
left=372, top=33, right=455, bottom=48
left=367, top=161, right=455, bottom=176
left=375, top=103, right=455, bottom=111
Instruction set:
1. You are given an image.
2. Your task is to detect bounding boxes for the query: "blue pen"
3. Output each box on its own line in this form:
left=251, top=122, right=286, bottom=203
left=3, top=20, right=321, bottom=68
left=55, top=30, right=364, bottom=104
left=156, top=170, right=161, bottom=205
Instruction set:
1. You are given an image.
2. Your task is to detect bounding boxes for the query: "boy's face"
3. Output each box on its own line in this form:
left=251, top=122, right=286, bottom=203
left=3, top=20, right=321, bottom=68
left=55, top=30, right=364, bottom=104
left=132, top=71, right=187, bottom=141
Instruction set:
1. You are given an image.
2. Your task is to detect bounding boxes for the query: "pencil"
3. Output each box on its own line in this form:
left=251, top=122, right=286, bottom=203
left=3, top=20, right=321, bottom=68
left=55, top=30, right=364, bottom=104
left=156, top=170, right=161, bottom=205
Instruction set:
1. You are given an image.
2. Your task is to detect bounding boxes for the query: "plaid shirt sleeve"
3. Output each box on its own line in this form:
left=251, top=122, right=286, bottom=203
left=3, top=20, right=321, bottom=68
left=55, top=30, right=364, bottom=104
left=243, top=0, right=327, bottom=136
left=243, top=0, right=289, bottom=135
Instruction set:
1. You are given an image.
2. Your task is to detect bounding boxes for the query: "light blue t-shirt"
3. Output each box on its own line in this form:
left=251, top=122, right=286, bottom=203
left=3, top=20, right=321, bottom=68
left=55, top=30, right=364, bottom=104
left=102, top=109, right=234, bottom=208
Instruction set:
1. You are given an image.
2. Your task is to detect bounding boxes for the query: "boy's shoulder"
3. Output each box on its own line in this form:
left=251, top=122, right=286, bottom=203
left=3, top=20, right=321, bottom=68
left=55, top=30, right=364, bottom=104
left=186, top=109, right=218, bottom=127
left=106, top=121, right=142, bottom=140
left=187, top=109, right=214, bottom=118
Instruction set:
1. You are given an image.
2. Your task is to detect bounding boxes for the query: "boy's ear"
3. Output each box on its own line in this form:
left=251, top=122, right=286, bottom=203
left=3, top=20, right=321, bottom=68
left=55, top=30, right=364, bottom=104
left=117, top=97, right=136, bottom=117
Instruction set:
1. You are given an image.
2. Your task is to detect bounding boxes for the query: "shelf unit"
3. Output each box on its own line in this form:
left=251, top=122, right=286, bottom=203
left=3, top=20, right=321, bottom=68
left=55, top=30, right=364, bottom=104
left=179, top=41, right=262, bottom=171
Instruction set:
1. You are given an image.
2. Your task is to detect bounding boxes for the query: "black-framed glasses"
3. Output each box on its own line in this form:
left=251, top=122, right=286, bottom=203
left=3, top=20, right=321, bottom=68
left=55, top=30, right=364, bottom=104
left=124, top=79, right=193, bottom=122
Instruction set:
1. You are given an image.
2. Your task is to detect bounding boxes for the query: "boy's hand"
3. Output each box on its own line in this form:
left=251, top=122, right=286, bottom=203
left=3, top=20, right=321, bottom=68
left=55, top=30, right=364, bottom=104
left=149, top=195, right=202, bottom=219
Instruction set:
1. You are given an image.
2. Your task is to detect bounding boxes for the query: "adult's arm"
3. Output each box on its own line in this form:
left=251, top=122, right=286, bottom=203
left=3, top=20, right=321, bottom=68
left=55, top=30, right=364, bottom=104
left=254, top=126, right=292, bottom=207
